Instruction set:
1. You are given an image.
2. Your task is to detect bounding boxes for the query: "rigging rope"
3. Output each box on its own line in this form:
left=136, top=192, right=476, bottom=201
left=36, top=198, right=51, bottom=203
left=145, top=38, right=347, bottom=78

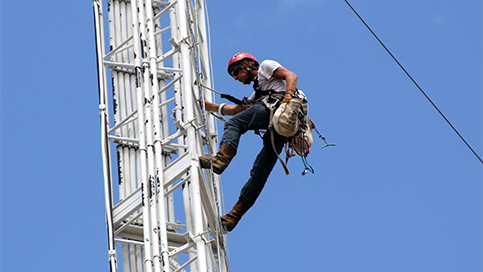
left=343, top=0, right=483, bottom=164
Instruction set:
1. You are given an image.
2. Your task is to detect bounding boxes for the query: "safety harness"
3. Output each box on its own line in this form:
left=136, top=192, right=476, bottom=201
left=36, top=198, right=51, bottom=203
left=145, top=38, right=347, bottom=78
left=251, top=78, right=312, bottom=175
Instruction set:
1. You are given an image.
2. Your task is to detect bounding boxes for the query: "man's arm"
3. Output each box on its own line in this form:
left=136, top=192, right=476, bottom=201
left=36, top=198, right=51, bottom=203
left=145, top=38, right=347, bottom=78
left=199, top=100, right=246, bottom=116
left=272, top=66, right=298, bottom=102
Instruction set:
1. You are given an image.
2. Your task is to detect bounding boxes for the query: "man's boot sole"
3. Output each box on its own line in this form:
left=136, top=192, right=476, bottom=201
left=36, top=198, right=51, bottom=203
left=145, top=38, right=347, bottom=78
left=199, top=157, right=225, bottom=175
left=199, top=157, right=212, bottom=169
left=221, top=221, right=234, bottom=232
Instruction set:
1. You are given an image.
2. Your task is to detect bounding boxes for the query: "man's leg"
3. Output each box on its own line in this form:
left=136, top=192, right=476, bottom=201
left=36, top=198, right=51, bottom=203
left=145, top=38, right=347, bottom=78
left=221, top=130, right=286, bottom=231
left=239, top=130, right=286, bottom=207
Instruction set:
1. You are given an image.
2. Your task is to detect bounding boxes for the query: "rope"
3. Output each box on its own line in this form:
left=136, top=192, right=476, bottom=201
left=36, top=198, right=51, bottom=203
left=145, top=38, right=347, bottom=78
left=292, top=134, right=310, bottom=157
left=343, top=0, right=483, bottom=164
left=269, top=107, right=290, bottom=175
left=301, top=156, right=314, bottom=175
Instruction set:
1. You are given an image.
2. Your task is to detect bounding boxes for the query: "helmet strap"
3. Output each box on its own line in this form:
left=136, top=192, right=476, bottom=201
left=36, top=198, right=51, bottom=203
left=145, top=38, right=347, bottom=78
left=245, top=67, right=252, bottom=80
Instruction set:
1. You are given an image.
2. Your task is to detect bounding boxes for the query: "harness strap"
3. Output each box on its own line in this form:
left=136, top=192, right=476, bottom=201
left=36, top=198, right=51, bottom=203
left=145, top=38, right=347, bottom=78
left=269, top=106, right=290, bottom=176
left=284, top=138, right=296, bottom=164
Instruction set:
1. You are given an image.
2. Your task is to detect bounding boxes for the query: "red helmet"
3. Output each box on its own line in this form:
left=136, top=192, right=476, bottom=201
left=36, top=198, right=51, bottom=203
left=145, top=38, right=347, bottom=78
left=227, top=52, right=259, bottom=75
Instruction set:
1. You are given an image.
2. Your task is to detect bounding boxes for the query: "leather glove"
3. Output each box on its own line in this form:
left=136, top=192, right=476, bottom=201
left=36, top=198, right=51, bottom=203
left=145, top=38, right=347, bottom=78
left=282, top=93, right=292, bottom=103
left=282, top=89, right=295, bottom=103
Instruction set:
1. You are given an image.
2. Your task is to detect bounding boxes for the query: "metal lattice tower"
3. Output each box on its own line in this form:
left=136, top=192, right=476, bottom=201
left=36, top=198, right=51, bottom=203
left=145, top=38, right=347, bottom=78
left=93, top=0, right=229, bottom=271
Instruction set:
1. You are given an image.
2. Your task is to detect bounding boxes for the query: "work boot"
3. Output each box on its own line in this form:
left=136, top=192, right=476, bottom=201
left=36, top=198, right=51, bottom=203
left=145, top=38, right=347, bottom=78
left=221, top=199, right=250, bottom=232
left=199, top=143, right=237, bottom=175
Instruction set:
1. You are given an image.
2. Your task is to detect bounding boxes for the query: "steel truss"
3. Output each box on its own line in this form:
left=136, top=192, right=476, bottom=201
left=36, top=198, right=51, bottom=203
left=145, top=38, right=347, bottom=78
left=93, top=0, right=229, bottom=271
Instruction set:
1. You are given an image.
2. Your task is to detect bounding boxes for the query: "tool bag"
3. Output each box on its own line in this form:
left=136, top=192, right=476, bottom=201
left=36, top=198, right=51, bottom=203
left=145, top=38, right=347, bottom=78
left=272, top=90, right=313, bottom=154
left=265, top=90, right=313, bottom=175
left=272, top=97, right=303, bottom=137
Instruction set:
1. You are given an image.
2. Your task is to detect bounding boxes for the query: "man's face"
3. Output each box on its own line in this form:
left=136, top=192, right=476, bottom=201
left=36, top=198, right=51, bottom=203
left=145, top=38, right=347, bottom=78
left=232, top=65, right=251, bottom=85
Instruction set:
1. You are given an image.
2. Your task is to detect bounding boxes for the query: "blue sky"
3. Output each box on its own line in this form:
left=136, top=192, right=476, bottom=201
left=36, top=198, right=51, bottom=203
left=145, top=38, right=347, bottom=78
left=1, top=0, right=482, bottom=271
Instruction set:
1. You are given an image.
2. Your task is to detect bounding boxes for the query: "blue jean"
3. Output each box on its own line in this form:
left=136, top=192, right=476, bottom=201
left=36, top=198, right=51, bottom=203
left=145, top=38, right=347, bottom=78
left=220, top=103, right=286, bottom=207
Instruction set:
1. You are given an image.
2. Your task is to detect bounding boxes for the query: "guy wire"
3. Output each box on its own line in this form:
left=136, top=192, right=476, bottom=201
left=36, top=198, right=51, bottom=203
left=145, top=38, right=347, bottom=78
left=343, top=0, right=482, bottom=164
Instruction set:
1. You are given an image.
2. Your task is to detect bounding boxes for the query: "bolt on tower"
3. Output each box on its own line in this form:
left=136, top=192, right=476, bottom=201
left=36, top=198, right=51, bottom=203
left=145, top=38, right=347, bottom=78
left=93, top=0, right=229, bottom=271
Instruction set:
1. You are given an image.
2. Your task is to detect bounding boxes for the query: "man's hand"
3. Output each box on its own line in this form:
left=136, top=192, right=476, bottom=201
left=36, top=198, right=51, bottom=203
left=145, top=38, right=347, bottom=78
left=198, top=99, right=218, bottom=111
left=282, top=88, right=295, bottom=103
left=282, top=93, right=292, bottom=103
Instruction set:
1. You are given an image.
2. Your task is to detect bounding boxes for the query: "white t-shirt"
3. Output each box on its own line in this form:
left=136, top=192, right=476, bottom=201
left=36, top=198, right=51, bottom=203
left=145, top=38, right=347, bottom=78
left=249, top=60, right=286, bottom=100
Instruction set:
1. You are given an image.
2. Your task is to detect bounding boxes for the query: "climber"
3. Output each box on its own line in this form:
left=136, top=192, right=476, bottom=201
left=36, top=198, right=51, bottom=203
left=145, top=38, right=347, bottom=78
left=198, top=52, right=298, bottom=232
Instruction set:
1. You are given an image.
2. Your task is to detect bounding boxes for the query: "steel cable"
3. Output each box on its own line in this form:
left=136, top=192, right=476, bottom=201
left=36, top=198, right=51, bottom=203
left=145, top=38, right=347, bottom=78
left=344, top=0, right=482, bottom=164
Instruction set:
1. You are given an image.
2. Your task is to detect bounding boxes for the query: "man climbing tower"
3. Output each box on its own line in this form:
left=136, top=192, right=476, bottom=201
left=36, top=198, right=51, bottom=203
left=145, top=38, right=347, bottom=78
left=199, top=52, right=299, bottom=232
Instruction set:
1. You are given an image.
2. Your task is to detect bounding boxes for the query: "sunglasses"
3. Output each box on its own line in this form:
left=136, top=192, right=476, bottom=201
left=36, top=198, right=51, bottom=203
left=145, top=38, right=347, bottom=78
left=231, top=65, right=241, bottom=77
